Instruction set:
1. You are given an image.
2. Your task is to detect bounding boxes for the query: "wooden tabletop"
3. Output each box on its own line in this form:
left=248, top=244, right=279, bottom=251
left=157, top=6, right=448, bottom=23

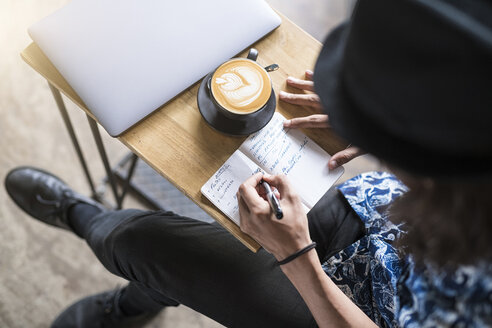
left=21, top=12, right=346, bottom=252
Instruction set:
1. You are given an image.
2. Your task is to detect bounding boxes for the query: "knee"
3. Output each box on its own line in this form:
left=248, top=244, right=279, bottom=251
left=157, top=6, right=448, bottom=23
left=106, top=212, right=196, bottom=262
left=108, top=212, right=179, bottom=253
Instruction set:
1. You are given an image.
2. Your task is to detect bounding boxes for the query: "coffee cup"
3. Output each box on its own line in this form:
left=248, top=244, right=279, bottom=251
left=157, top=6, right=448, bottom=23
left=207, top=48, right=278, bottom=120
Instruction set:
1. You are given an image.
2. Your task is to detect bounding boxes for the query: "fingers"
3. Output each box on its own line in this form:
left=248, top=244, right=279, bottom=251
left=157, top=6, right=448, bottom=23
left=237, top=194, right=250, bottom=220
left=241, top=172, right=264, bottom=188
left=238, top=193, right=255, bottom=234
left=262, top=174, right=296, bottom=200
left=285, top=70, right=315, bottom=90
left=286, top=76, right=315, bottom=92
left=305, top=70, right=314, bottom=81
left=280, top=70, right=322, bottom=111
left=279, top=91, right=322, bottom=110
left=328, top=147, right=365, bottom=170
left=257, top=185, right=280, bottom=200
left=273, top=189, right=280, bottom=199
left=283, top=114, right=329, bottom=129
left=238, top=173, right=269, bottom=211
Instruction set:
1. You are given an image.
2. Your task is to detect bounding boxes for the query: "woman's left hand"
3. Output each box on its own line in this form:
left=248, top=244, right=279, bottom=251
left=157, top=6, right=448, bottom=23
left=280, top=70, right=366, bottom=170
left=237, top=173, right=312, bottom=261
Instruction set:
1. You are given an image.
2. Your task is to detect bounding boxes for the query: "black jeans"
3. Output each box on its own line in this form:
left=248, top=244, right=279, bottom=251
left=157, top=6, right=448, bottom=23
left=71, top=188, right=365, bottom=328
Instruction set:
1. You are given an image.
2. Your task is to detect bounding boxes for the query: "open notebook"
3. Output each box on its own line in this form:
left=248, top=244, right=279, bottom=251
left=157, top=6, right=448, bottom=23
left=201, top=113, right=344, bottom=225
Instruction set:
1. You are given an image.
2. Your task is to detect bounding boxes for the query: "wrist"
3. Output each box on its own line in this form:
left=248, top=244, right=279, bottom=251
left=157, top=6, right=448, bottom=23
left=272, top=236, right=312, bottom=261
left=280, top=246, right=322, bottom=277
left=276, top=242, right=317, bottom=266
left=273, top=241, right=310, bottom=261
left=280, top=250, right=328, bottom=296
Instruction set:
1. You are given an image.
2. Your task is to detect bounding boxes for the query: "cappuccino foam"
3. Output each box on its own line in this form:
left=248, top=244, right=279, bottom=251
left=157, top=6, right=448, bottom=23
left=211, top=59, right=271, bottom=113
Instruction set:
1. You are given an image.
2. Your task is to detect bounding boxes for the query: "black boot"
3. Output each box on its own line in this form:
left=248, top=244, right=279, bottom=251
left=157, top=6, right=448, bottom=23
left=51, top=287, right=160, bottom=328
left=4, top=166, right=106, bottom=233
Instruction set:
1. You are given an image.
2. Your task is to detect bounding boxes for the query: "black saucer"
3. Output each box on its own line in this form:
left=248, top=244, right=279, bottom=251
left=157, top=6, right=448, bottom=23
left=197, top=72, right=276, bottom=136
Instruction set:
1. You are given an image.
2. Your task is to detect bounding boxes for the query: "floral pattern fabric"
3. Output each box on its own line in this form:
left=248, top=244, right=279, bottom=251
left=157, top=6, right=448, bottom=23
left=324, top=172, right=492, bottom=327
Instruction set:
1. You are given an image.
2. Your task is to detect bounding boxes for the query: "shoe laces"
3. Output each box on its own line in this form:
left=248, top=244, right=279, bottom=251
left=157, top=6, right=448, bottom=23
left=35, top=191, right=72, bottom=217
left=36, top=193, right=61, bottom=208
left=101, top=296, right=114, bottom=315
left=96, top=287, right=122, bottom=316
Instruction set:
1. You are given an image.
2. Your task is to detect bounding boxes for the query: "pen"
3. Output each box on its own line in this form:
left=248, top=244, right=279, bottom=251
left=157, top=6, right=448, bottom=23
left=260, top=179, right=283, bottom=219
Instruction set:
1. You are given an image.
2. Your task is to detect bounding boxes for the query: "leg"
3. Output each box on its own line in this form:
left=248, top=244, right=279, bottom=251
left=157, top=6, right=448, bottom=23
left=73, top=188, right=363, bottom=327
left=4, top=167, right=169, bottom=327
left=77, top=208, right=317, bottom=328
left=5, top=167, right=361, bottom=328
left=5, top=166, right=313, bottom=326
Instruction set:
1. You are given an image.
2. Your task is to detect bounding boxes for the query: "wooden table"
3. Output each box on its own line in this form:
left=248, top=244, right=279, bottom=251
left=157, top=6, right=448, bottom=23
left=21, top=13, right=345, bottom=252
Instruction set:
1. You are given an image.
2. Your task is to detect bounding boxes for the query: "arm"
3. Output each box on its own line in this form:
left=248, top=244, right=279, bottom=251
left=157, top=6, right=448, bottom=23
left=238, top=173, right=377, bottom=328
left=279, top=70, right=365, bottom=170
left=282, top=249, right=376, bottom=328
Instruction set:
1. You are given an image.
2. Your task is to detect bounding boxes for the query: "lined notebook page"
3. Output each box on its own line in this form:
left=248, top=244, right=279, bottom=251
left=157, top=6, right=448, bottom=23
left=202, top=112, right=343, bottom=226
left=240, top=113, right=344, bottom=208
left=201, top=151, right=262, bottom=224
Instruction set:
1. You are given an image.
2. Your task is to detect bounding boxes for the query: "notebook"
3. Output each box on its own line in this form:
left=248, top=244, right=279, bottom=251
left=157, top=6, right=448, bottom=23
left=28, top=0, right=281, bottom=136
left=201, top=113, right=344, bottom=225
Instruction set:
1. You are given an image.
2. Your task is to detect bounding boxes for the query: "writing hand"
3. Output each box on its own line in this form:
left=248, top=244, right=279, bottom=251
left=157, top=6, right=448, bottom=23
left=237, top=173, right=312, bottom=261
left=280, top=70, right=365, bottom=169
left=238, top=175, right=377, bottom=328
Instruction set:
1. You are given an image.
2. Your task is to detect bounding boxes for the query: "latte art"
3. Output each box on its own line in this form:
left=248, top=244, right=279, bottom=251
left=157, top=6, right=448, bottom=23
left=211, top=59, right=271, bottom=114
left=215, top=66, right=264, bottom=107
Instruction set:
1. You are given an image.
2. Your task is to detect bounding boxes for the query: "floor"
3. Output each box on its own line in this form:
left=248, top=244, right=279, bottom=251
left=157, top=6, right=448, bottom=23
left=0, top=1, right=378, bottom=327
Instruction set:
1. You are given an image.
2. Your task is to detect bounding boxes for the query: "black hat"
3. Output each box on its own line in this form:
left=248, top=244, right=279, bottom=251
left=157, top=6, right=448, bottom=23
left=313, top=0, right=492, bottom=178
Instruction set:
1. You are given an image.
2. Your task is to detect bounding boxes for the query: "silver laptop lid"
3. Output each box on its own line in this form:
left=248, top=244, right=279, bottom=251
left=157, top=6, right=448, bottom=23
left=29, top=0, right=281, bottom=136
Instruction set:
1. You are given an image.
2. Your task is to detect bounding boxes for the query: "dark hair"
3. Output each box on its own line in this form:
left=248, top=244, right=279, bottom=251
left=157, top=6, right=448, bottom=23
left=389, top=173, right=492, bottom=267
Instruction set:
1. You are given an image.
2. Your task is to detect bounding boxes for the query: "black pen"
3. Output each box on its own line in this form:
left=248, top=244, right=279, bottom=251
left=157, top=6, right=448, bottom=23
left=260, top=179, right=283, bottom=219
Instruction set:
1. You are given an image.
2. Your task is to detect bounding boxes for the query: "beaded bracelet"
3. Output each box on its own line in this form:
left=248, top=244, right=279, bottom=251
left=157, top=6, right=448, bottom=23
left=277, top=242, right=317, bottom=266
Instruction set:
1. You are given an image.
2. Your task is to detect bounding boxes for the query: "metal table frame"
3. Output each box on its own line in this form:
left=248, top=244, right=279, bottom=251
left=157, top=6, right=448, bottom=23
left=48, top=82, right=140, bottom=210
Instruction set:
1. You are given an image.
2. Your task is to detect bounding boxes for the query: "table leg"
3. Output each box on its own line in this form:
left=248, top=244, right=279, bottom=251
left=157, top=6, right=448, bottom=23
left=86, top=115, right=121, bottom=209
left=116, top=153, right=139, bottom=206
left=48, top=82, right=98, bottom=199
left=48, top=82, right=140, bottom=209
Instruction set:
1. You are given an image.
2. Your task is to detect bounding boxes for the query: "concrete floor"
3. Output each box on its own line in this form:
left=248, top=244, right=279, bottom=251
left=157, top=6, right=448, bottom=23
left=0, top=1, right=378, bottom=327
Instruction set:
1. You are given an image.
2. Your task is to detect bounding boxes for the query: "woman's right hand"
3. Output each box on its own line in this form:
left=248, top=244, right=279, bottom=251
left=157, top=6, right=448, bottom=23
left=279, top=70, right=365, bottom=170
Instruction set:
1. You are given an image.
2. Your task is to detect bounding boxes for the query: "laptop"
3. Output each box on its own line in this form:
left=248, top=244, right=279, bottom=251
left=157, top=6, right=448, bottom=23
left=29, top=0, right=281, bottom=136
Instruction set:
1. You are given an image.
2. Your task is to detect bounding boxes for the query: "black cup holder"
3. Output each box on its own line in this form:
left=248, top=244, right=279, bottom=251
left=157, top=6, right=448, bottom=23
left=197, top=72, right=276, bottom=136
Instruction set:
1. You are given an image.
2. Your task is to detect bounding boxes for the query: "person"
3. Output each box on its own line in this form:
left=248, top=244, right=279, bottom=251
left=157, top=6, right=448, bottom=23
left=5, top=0, right=492, bottom=327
